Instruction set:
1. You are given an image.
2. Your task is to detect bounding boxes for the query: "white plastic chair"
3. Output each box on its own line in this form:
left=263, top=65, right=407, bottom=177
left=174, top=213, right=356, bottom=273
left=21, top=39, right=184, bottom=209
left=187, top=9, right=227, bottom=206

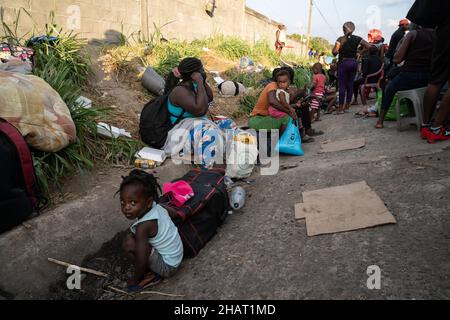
left=396, top=87, right=428, bottom=131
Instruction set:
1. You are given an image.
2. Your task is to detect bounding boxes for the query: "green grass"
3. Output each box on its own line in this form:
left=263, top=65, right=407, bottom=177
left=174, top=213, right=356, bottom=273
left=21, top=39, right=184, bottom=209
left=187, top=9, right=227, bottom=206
left=214, top=36, right=251, bottom=61
left=146, top=41, right=203, bottom=77
left=224, top=68, right=268, bottom=88
left=250, top=40, right=280, bottom=67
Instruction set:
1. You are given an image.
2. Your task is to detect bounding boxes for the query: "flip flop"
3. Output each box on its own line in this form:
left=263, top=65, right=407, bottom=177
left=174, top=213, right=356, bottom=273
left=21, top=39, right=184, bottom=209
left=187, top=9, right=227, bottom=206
left=302, top=135, right=315, bottom=143
left=308, top=129, right=324, bottom=136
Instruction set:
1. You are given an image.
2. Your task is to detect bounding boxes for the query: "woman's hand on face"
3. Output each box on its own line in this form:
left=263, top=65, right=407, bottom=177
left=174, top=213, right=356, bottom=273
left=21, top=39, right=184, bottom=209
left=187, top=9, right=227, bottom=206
left=191, top=72, right=204, bottom=83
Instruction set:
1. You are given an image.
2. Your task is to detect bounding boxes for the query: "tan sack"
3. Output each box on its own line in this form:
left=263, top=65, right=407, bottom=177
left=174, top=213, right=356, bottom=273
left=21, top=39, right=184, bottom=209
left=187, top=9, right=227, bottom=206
left=0, top=71, right=76, bottom=152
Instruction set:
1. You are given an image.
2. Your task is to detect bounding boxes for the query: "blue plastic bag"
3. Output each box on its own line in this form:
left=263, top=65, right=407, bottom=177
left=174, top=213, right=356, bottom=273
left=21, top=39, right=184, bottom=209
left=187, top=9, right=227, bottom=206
left=275, top=118, right=304, bottom=156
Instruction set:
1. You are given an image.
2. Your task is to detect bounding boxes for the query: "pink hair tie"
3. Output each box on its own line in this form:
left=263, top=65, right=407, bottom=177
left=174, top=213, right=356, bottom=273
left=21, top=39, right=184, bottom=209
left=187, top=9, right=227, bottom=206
left=172, top=67, right=182, bottom=78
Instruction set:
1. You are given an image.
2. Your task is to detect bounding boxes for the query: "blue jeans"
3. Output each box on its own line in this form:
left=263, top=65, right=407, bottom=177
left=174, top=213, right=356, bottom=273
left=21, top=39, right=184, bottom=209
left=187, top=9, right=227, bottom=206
left=381, top=71, right=430, bottom=112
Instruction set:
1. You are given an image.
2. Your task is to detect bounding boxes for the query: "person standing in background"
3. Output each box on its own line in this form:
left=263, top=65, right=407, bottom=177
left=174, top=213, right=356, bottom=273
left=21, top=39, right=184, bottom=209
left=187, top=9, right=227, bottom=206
left=332, top=21, right=371, bottom=114
left=275, top=25, right=287, bottom=56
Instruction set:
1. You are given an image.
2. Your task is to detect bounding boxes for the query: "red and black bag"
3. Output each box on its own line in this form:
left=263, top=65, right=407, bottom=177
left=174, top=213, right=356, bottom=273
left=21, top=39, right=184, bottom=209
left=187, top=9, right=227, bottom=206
left=160, top=168, right=229, bottom=258
left=0, top=119, right=42, bottom=233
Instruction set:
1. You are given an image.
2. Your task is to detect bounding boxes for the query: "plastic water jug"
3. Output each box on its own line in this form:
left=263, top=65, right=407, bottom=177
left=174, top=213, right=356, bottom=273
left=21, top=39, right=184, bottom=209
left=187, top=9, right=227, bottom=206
left=142, top=67, right=165, bottom=96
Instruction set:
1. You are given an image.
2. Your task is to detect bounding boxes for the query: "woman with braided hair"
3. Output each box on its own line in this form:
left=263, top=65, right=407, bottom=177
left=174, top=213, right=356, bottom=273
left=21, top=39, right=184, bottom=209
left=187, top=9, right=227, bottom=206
left=164, top=57, right=237, bottom=168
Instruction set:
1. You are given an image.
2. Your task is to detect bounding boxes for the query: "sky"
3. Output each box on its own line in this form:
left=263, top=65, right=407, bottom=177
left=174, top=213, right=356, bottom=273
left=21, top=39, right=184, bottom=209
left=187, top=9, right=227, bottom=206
left=246, top=0, right=415, bottom=44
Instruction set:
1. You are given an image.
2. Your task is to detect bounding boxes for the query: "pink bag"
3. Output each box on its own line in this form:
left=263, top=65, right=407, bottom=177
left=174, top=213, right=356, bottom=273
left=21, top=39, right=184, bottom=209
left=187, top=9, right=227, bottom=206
left=268, top=106, right=288, bottom=119
left=162, top=180, right=194, bottom=207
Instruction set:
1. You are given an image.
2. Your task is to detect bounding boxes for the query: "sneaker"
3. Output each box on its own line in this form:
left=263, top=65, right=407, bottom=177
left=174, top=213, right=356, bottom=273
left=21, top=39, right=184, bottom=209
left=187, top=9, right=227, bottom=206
left=426, top=127, right=450, bottom=144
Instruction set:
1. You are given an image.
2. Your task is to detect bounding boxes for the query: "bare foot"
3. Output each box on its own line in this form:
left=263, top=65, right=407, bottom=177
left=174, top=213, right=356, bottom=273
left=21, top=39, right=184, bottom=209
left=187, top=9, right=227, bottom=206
left=375, top=123, right=384, bottom=129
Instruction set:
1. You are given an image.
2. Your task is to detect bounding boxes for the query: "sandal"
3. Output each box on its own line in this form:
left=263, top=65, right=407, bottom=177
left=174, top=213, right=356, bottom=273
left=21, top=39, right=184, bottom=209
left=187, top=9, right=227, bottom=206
left=302, top=135, right=315, bottom=143
left=307, top=129, right=324, bottom=137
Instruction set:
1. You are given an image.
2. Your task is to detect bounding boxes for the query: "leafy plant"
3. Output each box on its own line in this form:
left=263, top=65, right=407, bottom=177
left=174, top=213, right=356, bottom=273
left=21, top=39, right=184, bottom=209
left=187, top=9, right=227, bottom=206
left=293, top=66, right=313, bottom=89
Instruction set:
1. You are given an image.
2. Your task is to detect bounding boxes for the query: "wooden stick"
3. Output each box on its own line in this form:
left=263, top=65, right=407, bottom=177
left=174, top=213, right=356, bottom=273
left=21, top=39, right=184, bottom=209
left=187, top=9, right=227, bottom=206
left=140, top=291, right=185, bottom=298
left=47, top=258, right=109, bottom=278
left=106, top=286, right=133, bottom=296
left=106, top=286, right=184, bottom=298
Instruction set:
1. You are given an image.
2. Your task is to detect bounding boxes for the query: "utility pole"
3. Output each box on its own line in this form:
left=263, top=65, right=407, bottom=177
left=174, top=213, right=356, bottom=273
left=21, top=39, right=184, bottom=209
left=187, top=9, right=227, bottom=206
left=306, top=0, right=313, bottom=55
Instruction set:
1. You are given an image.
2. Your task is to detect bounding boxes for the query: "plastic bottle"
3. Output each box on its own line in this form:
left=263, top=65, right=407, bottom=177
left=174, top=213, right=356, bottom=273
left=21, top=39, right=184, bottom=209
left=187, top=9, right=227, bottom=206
left=229, top=186, right=246, bottom=211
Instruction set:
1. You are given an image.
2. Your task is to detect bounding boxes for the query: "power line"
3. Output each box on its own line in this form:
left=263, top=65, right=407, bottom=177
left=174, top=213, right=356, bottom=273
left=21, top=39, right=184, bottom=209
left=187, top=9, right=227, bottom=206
left=333, top=0, right=343, bottom=25
left=312, top=0, right=340, bottom=37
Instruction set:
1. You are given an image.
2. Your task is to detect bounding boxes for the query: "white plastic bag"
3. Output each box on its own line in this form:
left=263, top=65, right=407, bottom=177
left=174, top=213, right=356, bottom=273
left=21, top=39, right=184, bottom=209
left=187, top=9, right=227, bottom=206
left=226, top=130, right=258, bottom=179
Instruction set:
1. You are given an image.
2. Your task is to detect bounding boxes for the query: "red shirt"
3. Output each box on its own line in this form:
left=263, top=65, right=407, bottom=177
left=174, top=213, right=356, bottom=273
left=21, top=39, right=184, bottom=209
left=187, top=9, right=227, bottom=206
left=312, top=74, right=326, bottom=95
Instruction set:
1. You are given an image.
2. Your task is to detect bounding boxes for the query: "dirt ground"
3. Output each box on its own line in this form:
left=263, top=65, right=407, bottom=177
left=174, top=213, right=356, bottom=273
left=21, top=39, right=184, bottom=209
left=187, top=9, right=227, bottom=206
left=48, top=99, right=450, bottom=300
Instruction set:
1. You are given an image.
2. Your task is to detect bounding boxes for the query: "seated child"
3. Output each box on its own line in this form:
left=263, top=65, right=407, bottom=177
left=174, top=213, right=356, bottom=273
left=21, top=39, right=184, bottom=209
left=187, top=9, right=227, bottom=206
left=268, top=70, right=296, bottom=119
left=310, top=63, right=326, bottom=121
left=323, top=86, right=338, bottom=114
left=119, top=170, right=183, bottom=292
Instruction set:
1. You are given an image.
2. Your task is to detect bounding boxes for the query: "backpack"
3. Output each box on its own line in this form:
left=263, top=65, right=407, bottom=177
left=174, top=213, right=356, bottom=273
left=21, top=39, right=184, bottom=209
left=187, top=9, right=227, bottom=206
left=139, top=90, right=185, bottom=149
left=0, top=119, right=41, bottom=233
left=160, top=168, right=229, bottom=258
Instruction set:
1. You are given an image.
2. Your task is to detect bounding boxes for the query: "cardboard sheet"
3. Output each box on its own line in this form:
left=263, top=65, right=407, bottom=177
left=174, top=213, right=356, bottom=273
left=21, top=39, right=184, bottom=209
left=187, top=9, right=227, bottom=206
left=296, top=181, right=396, bottom=236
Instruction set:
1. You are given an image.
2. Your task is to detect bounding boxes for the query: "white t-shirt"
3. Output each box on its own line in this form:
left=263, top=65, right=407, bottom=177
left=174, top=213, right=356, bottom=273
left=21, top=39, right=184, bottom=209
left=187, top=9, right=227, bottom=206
left=278, top=30, right=287, bottom=43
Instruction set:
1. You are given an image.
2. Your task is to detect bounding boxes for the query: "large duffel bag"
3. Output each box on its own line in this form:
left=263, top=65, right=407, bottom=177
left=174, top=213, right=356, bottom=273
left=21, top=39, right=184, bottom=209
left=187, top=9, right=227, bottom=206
left=160, top=168, right=229, bottom=258
left=0, top=119, right=41, bottom=233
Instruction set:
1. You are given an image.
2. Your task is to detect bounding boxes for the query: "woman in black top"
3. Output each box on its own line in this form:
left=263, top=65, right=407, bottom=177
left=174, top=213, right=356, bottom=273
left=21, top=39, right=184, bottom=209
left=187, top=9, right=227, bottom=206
left=333, top=22, right=371, bottom=113
left=375, top=25, right=435, bottom=129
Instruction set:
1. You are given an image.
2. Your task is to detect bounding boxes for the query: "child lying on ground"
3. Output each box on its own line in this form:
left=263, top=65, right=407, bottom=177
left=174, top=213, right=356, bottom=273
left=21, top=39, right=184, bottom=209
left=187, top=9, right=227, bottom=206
left=119, top=170, right=183, bottom=292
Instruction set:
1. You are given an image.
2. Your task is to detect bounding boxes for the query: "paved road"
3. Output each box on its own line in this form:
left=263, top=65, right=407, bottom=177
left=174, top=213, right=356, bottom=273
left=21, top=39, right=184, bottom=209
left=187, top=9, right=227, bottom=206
left=50, top=105, right=450, bottom=300
left=152, top=106, right=450, bottom=300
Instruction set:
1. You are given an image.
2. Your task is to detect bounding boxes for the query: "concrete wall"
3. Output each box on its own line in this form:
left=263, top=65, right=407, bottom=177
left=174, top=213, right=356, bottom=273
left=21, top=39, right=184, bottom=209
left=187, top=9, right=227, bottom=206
left=0, top=0, right=142, bottom=43
left=0, top=0, right=306, bottom=55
